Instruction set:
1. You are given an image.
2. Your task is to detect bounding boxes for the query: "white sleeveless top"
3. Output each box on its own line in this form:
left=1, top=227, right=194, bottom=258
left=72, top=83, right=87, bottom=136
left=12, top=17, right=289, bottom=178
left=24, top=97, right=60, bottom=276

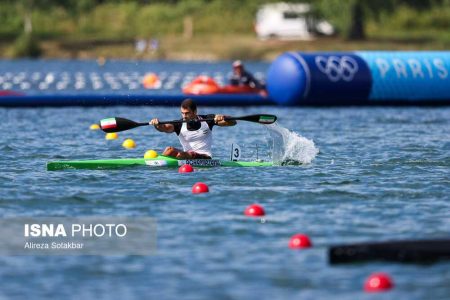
left=175, top=115, right=214, bottom=157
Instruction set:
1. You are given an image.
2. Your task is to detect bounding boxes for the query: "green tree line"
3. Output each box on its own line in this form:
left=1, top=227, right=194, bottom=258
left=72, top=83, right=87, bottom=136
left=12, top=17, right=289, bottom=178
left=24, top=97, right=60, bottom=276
left=314, top=0, right=450, bottom=39
left=1, top=0, right=449, bottom=57
left=2, top=0, right=449, bottom=38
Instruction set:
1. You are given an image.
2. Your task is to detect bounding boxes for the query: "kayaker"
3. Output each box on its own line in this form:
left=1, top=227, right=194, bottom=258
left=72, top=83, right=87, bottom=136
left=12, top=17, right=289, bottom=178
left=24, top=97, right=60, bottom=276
left=149, top=98, right=236, bottom=159
left=230, top=60, right=268, bottom=96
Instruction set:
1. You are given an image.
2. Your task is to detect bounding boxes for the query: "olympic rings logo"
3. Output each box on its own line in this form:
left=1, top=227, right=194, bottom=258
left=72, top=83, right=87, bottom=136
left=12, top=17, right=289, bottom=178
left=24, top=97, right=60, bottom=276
left=315, top=56, right=359, bottom=82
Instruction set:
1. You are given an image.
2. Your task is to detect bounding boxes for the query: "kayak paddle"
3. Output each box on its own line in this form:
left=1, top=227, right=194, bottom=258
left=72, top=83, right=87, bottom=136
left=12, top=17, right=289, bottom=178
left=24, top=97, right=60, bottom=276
left=99, top=114, right=277, bottom=133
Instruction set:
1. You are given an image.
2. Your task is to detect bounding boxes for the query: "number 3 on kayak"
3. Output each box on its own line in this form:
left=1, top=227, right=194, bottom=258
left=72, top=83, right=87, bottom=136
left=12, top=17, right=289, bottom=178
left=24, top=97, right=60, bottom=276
left=231, top=143, right=242, bottom=161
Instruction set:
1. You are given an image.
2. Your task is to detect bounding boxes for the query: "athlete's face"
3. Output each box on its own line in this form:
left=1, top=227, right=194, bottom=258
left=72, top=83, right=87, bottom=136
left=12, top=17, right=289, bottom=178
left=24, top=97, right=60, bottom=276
left=181, top=107, right=197, bottom=120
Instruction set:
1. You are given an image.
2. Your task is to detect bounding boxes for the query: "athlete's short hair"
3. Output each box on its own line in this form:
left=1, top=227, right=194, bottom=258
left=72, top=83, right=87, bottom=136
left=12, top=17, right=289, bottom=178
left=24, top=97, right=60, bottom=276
left=181, top=98, right=197, bottom=112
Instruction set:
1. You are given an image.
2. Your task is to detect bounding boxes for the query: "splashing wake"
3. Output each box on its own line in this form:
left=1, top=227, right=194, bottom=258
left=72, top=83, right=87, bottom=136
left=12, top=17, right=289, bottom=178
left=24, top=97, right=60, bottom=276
left=266, top=123, right=319, bottom=165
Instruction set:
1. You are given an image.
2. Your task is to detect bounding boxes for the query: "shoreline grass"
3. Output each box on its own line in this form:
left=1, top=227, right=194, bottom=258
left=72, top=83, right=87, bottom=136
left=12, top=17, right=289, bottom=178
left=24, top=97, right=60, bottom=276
left=1, top=34, right=447, bottom=62
left=0, top=1, right=448, bottom=61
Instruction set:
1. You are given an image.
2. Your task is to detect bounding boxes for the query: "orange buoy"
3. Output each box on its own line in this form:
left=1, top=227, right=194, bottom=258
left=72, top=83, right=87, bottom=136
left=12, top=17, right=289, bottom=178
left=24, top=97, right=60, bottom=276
left=142, top=73, right=161, bottom=89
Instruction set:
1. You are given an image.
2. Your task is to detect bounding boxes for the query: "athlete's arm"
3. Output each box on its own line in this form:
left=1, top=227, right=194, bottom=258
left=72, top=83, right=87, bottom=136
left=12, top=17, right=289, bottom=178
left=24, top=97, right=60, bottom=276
left=214, top=114, right=236, bottom=127
left=150, top=118, right=174, bottom=133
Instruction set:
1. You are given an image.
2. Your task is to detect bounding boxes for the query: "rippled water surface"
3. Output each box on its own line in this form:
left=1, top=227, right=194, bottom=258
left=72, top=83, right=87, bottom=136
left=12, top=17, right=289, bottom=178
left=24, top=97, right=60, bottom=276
left=1, top=106, right=449, bottom=300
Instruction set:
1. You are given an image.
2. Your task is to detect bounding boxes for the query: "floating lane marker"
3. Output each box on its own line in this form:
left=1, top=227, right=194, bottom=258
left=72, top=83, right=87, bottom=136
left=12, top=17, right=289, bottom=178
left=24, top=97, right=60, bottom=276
left=364, top=273, right=394, bottom=292
left=144, top=150, right=158, bottom=159
left=192, top=182, right=209, bottom=194
left=289, top=234, right=312, bottom=249
left=122, top=139, right=136, bottom=149
left=244, top=204, right=265, bottom=217
left=179, top=164, right=194, bottom=173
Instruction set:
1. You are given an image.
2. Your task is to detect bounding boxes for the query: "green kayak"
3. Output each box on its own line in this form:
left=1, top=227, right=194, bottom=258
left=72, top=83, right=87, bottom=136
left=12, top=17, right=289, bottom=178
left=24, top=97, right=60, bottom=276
left=47, top=155, right=273, bottom=171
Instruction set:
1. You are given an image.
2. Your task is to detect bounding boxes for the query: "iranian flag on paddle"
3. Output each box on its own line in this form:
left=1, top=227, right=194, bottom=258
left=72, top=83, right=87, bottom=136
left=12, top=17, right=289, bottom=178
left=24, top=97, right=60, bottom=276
left=100, top=118, right=117, bottom=130
left=258, top=115, right=276, bottom=124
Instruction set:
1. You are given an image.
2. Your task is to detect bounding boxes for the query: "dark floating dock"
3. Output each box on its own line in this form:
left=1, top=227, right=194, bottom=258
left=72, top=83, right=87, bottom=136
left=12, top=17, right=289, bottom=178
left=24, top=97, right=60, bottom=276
left=329, top=238, right=450, bottom=264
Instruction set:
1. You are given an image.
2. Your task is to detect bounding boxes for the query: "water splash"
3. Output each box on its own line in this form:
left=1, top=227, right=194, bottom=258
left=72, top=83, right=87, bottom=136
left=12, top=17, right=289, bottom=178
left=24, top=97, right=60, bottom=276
left=266, top=123, right=319, bottom=165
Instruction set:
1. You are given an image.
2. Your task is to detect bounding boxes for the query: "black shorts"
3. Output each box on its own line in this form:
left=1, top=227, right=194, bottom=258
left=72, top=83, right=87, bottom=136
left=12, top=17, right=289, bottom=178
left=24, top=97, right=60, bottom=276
left=187, top=151, right=211, bottom=159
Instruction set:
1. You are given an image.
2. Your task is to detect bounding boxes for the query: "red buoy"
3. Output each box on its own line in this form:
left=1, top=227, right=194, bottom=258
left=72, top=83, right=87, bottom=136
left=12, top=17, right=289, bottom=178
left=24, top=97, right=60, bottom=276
left=364, top=272, right=394, bottom=292
left=288, top=234, right=312, bottom=249
left=192, top=182, right=209, bottom=194
left=244, top=204, right=265, bottom=217
left=179, top=164, right=194, bottom=173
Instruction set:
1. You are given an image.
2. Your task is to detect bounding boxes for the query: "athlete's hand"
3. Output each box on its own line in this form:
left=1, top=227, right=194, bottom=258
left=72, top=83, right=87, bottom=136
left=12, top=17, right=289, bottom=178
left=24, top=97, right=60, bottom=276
left=150, top=118, right=159, bottom=126
left=214, top=115, right=225, bottom=124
